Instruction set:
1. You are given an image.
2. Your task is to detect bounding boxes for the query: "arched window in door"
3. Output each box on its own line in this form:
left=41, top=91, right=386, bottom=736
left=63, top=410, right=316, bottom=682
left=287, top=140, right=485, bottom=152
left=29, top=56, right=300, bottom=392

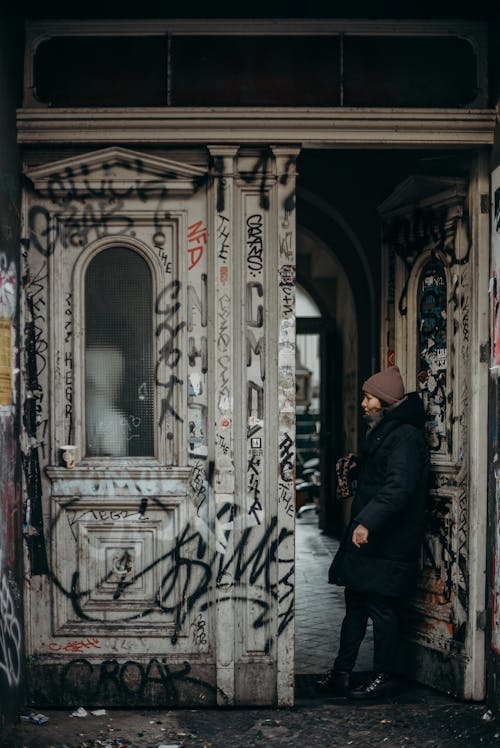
left=85, top=246, right=154, bottom=457
left=417, top=259, right=448, bottom=453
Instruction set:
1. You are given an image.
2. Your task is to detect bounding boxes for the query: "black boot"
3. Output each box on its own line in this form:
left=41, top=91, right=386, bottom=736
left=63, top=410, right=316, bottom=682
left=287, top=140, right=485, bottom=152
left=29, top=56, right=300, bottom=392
left=348, top=672, right=398, bottom=700
left=316, top=670, right=350, bottom=696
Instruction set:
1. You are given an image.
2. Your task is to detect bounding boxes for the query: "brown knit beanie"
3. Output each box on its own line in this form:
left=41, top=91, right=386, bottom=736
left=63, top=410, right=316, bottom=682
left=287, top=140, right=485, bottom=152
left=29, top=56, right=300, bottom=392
left=362, top=366, right=405, bottom=405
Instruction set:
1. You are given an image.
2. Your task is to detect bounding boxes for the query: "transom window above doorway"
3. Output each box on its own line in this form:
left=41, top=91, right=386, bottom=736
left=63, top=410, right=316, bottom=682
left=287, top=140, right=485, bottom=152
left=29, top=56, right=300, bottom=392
left=25, top=19, right=487, bottom=108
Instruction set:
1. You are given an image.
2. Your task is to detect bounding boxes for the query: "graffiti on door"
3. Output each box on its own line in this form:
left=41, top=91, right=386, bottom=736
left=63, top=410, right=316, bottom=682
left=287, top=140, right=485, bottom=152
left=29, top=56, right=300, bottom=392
left=417, top=260, right=448, bottom=452
left=20, top=147, right=297, bottom=705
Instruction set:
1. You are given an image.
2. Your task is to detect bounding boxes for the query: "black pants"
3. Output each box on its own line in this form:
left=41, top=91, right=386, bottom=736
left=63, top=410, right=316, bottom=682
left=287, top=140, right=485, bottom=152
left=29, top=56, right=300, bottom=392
left=333, top=587, right=400, bottom=674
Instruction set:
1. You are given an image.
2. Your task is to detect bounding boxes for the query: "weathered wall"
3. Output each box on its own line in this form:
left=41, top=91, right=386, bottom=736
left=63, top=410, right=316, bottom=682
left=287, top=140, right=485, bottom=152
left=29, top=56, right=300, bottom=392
left=0, top=17, right=24, bottom=727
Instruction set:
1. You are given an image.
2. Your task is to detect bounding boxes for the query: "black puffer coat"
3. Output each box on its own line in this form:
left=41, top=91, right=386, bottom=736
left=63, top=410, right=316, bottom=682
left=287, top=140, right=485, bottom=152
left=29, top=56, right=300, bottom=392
left=329, top=392, right=429, bottom=599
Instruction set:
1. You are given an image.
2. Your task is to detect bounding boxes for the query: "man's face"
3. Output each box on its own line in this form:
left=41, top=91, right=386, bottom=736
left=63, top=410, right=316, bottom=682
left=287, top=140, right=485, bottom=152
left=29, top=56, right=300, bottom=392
left=361, top=392, right=383, bottom=415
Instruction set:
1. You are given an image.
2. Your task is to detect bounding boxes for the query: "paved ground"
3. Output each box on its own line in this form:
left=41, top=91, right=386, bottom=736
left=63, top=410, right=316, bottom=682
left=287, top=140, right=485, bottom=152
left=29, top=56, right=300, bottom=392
left=3, top=698, right=499, bottom=747
left=3, top=514, right=498, bottom=747
left=295, top=510, right=372, bottom=676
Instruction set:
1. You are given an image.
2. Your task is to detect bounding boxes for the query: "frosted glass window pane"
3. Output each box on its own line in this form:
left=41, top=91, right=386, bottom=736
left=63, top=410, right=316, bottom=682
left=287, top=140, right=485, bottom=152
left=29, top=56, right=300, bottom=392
left=85, top=247, right=154, bottom=457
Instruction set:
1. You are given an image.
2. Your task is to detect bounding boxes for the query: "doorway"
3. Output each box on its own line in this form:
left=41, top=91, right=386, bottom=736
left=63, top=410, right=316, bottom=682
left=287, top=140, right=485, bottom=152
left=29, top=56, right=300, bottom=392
left=293, top=146, right=489, bottom=700
left=17, top=140, right=489, bottom=706
left=293, top=232, right=370, bottom=680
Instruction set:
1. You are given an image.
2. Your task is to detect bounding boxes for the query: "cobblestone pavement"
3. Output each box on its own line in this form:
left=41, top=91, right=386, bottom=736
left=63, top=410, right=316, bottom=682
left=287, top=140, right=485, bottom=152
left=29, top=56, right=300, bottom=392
left=3, top=517, right=498, bottom=747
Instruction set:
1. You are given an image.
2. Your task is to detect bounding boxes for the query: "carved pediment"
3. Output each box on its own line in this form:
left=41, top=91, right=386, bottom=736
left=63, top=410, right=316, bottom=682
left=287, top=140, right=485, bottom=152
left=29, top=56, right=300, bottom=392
left=24, top=146, right=207, bottom=197
left=379, top=175, right=467, bottom=217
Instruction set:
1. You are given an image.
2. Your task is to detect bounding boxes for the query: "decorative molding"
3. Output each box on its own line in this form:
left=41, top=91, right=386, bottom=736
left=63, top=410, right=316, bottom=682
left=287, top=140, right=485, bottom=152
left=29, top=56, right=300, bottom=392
left=24, top=146, right=206, bottom=195
left=378, top=175, right=468, bottom=216
left=17, top=108, right=497, bottom=147
left=51, top=494, right=186, bottom=636
left=46, top=466, right=192, bottom=492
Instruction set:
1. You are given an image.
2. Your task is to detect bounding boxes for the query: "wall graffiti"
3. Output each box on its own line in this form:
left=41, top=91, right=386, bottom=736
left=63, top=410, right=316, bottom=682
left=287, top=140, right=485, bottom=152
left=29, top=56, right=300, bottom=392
left=245, top=199, right=266, bottom=526
left=492, top=469, right=500, bottom=656
left=155, top=279, right=185, bottom=433
left=187, top=272, right=208, bottom=374
left=246, top=214, right=264, bottom=276
left=21, top=248, right=49, bottom=575
left=455, top=264, right=470, bottom=639
left=56, top=655, right=225, bottom=706
left=187, top=220, right=207, bottom=271
left=50, top=497, right=294, bottom=639
left=48, top=637, right=100, bottom=653
left=189, top=459, right=208, bottom=515
left=491, top=189, right=500, bottom=372
left=0, top=239, right=23, bottom=715
left=0, top=553, right=22, bottom=688
left=491, top=180, right=500, bottom=661
left=0, top=253, right=16, bottom=318
left=279, top=264, right=295, bottom=320
left=417, top=260, right=448, bottom=452
left=278, top=433, right=295, bottom=518
left=213, top=163, right=234, bottom=506
left=491, top=273, right=500, bottom=371
left=217, top=214, right=230, bottom=263
left=216, top=292, right=231, bottom=412
left=383, top=198, right=470, bottom=316
left=247, top=452, right=263, bottom=524
left=0, top=253, right=17, bottom=412
left=64, top=290, right=73, bottom=445
left=382, top=184, right=472, bottom=654
left=19, top=146, right=298, bottom=707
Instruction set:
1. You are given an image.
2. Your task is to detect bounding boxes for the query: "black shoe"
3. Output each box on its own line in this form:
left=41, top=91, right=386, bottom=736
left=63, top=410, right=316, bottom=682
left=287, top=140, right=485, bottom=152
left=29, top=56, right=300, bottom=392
left=348, top=672, right=398, bottom=700
left=316, top=670, right=350, bottom=696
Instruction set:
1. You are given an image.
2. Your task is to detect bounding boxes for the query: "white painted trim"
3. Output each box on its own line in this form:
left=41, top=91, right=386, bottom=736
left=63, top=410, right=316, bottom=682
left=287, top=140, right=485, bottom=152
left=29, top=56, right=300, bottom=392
left=17, top=108, right=497, bottom=147
left=24, top=145, right=205, bottom=192
left=465, top=152, right=490, bottom=700
left=272, top=145, right=299, bottom=707
left=71, top=235, right=165, bottom=464
left=207, top=145, right=239, bottom=706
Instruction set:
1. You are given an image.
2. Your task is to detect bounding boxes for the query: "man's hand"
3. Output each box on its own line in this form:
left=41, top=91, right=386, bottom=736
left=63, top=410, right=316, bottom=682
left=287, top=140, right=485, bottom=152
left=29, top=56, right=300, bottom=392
left=352, top=524, right=369, bottom=548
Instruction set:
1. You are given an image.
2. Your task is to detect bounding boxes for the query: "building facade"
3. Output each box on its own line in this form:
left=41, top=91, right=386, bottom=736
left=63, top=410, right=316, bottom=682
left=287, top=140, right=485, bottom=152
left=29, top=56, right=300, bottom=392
left=2, top=9, right=500, bottom=721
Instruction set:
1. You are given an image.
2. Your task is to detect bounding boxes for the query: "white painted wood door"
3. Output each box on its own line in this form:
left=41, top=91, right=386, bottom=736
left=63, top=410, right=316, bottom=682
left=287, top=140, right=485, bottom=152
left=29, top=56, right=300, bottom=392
left=20, top=146, right=298, bottom=707
left=379, top=162, right=489, bottom=700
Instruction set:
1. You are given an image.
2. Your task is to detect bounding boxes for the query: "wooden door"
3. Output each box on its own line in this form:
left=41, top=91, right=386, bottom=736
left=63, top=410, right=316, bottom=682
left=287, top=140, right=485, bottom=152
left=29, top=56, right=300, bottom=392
left=20, top=145, right=299, bottom=707
left=379, top=167, right=489, bottom=700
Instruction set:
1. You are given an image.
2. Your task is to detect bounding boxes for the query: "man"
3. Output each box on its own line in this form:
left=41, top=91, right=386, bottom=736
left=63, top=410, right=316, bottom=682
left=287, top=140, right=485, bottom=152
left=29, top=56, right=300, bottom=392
left=317, top=365, right=429, bottom=699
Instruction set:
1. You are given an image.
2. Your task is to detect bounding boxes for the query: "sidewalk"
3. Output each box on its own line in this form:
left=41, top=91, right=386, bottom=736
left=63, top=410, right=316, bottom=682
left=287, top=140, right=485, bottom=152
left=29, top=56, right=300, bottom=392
left=4, top=698, right=498, bottom=747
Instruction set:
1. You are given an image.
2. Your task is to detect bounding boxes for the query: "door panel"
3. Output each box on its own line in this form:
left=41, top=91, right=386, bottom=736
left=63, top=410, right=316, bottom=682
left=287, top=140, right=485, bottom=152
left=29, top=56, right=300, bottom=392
left=21, top=146, right=298, bottom=707
left=379, top=169, right=487, bottom=699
